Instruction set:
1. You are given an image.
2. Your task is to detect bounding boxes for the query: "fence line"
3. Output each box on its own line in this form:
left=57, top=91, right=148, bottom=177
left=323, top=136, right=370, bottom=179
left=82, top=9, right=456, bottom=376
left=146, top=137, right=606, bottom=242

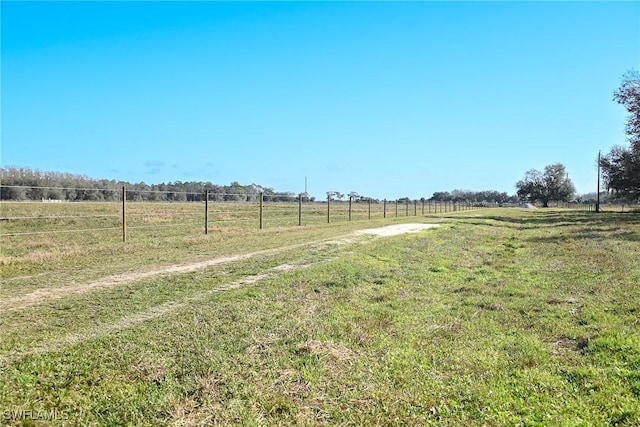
left=0, top=227, right=122, bottom=237
left=5, top=185, right=633, bottom=241
left=0, top=190, right=485, bottom=240
left=1, top=214, right=120, bottom=220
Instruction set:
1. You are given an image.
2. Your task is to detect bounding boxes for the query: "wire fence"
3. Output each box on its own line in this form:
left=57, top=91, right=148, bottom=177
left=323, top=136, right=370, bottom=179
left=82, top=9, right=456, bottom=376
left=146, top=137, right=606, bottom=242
left=3, top=184, right=636, bottom=243
left=0, top=185, right=490, bottom=241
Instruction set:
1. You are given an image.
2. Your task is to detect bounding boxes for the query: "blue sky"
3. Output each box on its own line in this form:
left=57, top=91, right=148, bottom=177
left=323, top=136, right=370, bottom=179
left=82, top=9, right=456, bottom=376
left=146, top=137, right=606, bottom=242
left=2, top=1, right=639, bottom=200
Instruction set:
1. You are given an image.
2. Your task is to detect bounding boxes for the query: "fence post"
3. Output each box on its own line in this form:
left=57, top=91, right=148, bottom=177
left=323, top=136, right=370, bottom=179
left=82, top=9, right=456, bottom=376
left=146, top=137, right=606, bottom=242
left=122, top=185, right=127, bottom=242
left=349, top=196, right=352, bottom=221
left=384, top=199, right=387, bottom=218
left=368, top=198, right=371, bottom=220
left=414, top=200, right=417, bottom=216
left=327, top=194, right=331, bottom=223
left=259, top=192, right=264, bottom=229
left=405, top=200, right=409, bottom=216
left=395, top=200, right=398, bottom=217
left=298, top=193, right=302, bottom=226
left=422, top=199, right=425, bottom=216
left=205, top=190, right=209, bottom=234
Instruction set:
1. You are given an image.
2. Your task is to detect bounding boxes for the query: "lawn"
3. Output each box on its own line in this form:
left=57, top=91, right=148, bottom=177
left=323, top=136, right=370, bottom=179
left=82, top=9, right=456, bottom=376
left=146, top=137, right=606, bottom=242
left=0, top=207, right=638, bottom=425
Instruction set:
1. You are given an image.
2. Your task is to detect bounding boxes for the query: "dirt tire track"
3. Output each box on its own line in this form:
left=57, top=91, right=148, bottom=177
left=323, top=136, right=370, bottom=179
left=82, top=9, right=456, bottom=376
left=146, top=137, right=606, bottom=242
left=0, top=224, right=438, bottom=367
left=0, top=261, right=318, bottom=367
left=1, top=224, right=438, bottom=312
left=0, top=240, right=341, bottom=312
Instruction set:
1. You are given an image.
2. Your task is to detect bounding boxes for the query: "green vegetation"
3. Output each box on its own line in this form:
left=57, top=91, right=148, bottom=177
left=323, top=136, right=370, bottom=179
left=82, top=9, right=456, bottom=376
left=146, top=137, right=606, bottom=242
left=0, top=166, right=307, bottom=202
left=515, top=163, right=576, bottom=207
left=1, top=206, right=639, bottom=425
left=601, top=69, right=640, bottom=202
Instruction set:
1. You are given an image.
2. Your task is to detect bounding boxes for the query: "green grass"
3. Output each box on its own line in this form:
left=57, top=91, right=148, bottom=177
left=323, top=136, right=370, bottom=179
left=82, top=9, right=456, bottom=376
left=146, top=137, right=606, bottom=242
left=1, top=206, right=639, bottom=425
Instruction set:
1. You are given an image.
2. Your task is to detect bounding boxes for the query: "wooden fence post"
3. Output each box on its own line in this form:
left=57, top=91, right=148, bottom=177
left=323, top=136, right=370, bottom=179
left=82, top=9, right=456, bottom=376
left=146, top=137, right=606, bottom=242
left=122, top=185, right=127, bottom=242
left=327, top=194, right=330, bottom=223
left=259, top=192, right=263, bottom=229
left=205, top=190, right=209, bottom=234
left=349, top=196, right=352, bottom=221
left=368, top=198, right=371, bottom=220
left=384, top=199, right=387, bottom=218
left=298, top=193, right=302, bottom=226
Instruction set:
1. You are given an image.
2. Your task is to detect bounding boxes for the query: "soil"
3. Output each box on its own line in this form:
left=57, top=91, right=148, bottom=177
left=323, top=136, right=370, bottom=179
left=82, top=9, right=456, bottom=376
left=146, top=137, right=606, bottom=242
left=1, top=224, right=439, bottom=312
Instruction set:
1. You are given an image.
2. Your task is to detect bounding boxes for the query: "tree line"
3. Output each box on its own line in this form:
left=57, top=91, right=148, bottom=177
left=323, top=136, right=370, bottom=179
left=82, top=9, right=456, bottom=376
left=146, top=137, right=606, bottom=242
left=1, top=165, right=606, bottom=206
left=322, top=190, right=519, bottom=206
left=0, top=167, right=308, bottom=202
left=514, top=70, right=640, bottom=208
left=1, top=168, right=518, bottom=205
left=600, top=70, right=640, bottom=202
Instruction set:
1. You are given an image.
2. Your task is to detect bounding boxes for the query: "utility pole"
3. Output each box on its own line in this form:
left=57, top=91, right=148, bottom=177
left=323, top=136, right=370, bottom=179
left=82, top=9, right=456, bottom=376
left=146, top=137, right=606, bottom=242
left=596, top=150, right=601, bottom=213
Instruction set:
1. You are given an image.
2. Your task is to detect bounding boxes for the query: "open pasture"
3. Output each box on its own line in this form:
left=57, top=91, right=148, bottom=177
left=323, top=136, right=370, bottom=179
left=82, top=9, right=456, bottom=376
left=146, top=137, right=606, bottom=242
left=0, top=206, right=639, bottom=425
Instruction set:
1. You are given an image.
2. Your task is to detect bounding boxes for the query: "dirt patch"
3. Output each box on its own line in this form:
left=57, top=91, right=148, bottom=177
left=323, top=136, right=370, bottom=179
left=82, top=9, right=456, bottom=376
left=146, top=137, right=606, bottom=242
left=1, top=224, right=438, bottom=312
left=297, top=340, right=356, bottom=362
left=0, top=223, right=442, bottom=366
left=0, top=252, right=260, bottom=312
left=355, top=223, right=439, bottom=236
left=0, top=261, right=313, bottom=367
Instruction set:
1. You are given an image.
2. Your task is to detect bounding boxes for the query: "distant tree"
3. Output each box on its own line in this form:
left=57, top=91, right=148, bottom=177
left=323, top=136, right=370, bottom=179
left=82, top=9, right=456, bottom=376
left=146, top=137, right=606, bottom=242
left=516, top=163, right=576, bottom=207
left=430, top=191, right=452, bottom=202
left=600, top=146, right=640, bottom=201
left=0, top=185, right=26, bottom=200
left=0, top=166, right=312, bottom=203
left=600, top=70, right=640, bottom=201
left=326, top=191, right=344, bottom=201
left=208, top=184, right=225, bottom=202
left=224, top=182, right=247, bottom=202
left=245, top=184, right=262, bottom=202
left=300, top=192, right=311, bottom=202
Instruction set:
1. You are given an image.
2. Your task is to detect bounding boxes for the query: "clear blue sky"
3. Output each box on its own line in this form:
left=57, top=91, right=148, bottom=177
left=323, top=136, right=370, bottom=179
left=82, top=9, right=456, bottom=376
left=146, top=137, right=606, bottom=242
left=2, top=1, right=639, bottom=200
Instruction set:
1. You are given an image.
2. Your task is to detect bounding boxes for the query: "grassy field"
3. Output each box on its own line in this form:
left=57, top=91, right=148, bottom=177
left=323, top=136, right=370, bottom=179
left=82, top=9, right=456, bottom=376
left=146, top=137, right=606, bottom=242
left=0, top=205, right=639, bottom=425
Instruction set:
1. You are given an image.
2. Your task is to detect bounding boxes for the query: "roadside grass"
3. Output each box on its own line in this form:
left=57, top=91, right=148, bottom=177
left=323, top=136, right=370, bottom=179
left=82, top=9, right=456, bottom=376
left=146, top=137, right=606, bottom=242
left=0, top=208, right=639, bottom=425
